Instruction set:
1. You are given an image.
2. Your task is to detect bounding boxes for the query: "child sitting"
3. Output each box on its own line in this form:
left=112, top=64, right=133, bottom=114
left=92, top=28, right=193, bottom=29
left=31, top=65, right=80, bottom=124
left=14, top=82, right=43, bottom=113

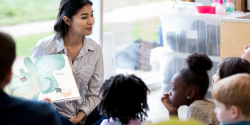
left=212, top=57, right=250, bottom=84
left=0, top=32, right=62, bottom=125
left=161, top=52, right=220, bottom=125
left=212, top=74, right=250, bottom=125
left=98, top=74, right=150, bottom=125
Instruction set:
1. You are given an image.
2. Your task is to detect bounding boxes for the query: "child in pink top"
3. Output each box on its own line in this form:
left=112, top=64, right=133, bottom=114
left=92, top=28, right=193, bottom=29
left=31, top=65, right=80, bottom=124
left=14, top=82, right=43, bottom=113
left=98, top=74, right=150, bottom=125
left=101, top=118, right=141, bottom=125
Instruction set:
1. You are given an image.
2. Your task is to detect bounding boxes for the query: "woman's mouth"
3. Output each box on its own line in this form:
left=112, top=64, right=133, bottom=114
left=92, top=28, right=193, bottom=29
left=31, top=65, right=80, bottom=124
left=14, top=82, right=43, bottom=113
left=87, top=27, right=92, bottom=30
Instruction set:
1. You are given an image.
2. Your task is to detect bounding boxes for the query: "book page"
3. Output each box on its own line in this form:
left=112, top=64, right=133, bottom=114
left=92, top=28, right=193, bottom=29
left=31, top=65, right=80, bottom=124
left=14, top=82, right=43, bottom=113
left=34, top=54, right=80, bottom=103
left=8, top=57, right=41, bottom=101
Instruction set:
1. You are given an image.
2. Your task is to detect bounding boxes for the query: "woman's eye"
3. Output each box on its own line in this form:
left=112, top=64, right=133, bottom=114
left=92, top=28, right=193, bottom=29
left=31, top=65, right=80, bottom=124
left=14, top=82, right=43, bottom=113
left=82, top=17, right=87, bottom=19
left=91, top=14, right=94, bottom=17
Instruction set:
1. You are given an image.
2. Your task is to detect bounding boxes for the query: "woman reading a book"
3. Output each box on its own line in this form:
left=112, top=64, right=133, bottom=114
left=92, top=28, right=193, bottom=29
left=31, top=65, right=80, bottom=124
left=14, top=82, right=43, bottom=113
left=32, top=0, right=104, bottom=125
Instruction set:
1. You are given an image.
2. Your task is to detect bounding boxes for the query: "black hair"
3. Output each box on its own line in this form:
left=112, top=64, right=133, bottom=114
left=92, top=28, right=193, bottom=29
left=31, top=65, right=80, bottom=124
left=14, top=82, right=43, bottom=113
left=0, top=32, right=16, bottom=83
left=54, top=0, right=93, bottom=38
left=219, top=57, right=250, bottom=79
left=179, top=52, right=213, bottom=97
left=99, top=74, right=150, bottom=125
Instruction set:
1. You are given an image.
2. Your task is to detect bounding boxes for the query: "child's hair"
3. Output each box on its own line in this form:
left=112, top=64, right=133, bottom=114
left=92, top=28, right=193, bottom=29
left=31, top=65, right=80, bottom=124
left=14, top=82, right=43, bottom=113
left=99, top=74, right=150, bottom=125
left=0, top=32, right=16, bottom=83
left=179, top=52, right=213, bottom=97
left=212, top=74, right=250, bottom=117
left=218, top=57, right=250, bottom=79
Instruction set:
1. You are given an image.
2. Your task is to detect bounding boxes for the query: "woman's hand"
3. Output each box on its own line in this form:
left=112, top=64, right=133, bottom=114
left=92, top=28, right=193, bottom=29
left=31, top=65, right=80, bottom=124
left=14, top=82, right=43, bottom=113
left=161, top=93, right=178, bottom=115
left=43, top=97, right=51, bottom=104
left=38, top=97, right=51, bottom=104
left=69, top=111, right=86, bottom=124
left=69, top=118, right=81, bottom=124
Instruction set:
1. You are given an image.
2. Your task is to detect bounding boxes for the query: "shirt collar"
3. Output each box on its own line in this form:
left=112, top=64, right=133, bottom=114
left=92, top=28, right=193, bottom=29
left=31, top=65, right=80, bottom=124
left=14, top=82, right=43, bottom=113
left=55, top=35, right=95, bottom=54
left=56, top=35, right=65, bottom=53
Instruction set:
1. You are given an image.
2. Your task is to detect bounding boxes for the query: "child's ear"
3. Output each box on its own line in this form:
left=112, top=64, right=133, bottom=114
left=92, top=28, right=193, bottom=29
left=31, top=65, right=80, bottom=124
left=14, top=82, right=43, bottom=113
left=1, top=69, right=12, bottom=89
left=5, top=69, right=12, bottom=84
left=230, top=105, right=240, bottom=120
left=187, top=89, right=195, bottom=99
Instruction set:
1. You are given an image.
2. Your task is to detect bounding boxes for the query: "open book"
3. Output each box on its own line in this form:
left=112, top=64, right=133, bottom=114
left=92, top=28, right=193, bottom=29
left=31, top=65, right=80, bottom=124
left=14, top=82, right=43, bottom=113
left=8, top=54, right=81, bottom=103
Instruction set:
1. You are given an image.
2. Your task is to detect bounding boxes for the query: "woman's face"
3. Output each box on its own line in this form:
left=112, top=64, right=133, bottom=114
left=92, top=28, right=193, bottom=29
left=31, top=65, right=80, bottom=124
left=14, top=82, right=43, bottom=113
left=69, top=4, right=95, bottom=36
left=169, top=73, right=188, bottom=107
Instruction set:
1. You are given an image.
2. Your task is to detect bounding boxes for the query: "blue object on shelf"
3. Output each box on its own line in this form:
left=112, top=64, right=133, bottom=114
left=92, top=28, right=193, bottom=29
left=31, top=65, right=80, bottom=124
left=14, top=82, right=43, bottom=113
left=158, top=25, right=163, bottom=46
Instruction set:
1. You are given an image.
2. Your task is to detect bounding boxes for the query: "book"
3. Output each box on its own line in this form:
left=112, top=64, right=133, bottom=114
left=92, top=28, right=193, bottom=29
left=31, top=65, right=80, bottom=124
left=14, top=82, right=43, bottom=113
left=7, top=54, right=81, bottom=103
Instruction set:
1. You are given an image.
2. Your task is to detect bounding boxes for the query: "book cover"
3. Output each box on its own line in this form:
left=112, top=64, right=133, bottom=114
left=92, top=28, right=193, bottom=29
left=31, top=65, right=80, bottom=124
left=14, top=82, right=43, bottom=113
left=8, top=54, right=81, bottom=103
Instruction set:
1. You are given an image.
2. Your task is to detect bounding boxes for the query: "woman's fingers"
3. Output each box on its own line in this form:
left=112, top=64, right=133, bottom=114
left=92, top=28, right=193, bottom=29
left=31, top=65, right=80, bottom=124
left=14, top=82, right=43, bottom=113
left=44, top=97, right=51, bottom=104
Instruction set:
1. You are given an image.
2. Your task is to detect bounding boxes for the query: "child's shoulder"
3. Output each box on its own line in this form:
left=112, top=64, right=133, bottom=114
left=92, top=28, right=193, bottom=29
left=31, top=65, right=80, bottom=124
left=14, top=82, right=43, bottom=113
left=100, top=118, right=116, bottom=125
left=187, top=100, right=220, bottom=125
left=187, top=100, right=216, bottom=117
left=189, top=100, right=215, bottom=109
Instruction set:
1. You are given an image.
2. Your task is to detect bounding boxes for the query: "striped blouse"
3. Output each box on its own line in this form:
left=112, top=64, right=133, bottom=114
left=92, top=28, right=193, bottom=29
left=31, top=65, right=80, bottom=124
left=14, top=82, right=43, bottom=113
left=31, top=34, right=104, bottom=123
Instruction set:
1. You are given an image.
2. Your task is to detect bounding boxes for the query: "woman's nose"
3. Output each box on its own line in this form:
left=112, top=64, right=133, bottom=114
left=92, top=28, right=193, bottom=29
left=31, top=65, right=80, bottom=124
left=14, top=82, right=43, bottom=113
left=88, top=17, right=94, bottom=25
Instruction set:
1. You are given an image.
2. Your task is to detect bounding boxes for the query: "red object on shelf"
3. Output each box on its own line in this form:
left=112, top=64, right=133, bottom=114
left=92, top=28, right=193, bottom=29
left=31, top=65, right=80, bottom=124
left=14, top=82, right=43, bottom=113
left=196, top=6, right=216, bottom=14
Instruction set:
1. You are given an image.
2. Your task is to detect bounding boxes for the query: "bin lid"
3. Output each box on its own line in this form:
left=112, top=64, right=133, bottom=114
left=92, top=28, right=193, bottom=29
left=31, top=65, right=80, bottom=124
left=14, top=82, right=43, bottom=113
left=221, top=13, right=250, bottom=23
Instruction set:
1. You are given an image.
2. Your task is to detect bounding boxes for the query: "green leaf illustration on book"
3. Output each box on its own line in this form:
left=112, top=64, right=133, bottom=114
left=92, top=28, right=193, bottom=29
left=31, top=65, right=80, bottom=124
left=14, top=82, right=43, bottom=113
left=8, top=54, right=80, bottom=102
left=34, top=55, right=65, bottom=94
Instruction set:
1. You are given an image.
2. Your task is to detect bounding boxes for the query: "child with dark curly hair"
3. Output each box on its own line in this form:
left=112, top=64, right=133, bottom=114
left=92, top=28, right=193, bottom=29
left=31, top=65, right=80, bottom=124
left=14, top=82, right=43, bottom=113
left=161, top=52, right=220, bottom=125
left=98, top=74, right=150, bottom=125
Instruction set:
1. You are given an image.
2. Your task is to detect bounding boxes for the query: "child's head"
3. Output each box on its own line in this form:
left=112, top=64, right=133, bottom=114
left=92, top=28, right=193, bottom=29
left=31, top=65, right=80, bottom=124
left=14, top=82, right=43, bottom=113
left=242, top=46, right=250, bottom=62
left=0, top=32, right=16, bottom=90
left=213, top=57, right=250, bottom=84
left=99, top=74, right=150, bottom=125
left=169, top=52, right=212, bottom=107
left=212, top=74, right=250, bottom=123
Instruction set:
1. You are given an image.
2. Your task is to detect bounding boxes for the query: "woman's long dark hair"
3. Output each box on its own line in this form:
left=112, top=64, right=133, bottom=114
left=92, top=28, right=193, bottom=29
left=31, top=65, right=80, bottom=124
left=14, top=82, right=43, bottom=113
left=54, top=0, right=92, bottom=38
left=99, top=74, right=150, bottom=125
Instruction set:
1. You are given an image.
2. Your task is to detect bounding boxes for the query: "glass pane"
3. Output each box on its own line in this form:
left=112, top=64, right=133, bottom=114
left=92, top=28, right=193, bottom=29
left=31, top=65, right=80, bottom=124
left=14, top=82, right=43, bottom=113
left=104, top=0, right=167, bottom=81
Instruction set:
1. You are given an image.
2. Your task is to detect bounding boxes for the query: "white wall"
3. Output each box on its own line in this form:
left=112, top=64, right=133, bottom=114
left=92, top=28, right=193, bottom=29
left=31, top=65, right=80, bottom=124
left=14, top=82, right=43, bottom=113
left=90, top=1, right=116, bottom=81
left=103, top=33, right=116, bottom=81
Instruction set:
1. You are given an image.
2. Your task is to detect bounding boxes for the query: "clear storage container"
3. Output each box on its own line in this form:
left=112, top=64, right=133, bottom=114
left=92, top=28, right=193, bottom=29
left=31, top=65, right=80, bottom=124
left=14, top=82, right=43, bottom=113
left=160, top=12, right=224, bottom=56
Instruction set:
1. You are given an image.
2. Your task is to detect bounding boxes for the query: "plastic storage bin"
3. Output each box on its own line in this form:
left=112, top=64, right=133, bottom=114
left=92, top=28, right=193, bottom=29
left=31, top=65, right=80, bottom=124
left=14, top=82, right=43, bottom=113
left=160, top=12, right=225, bottom=56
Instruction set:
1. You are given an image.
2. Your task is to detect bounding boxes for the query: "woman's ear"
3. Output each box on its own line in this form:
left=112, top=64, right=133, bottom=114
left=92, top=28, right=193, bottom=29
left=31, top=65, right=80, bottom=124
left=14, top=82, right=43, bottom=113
left=231, top=105, right=240, bottom=120
left=63, top=16, right=71, bottom=26
left=187, top=89, right=195, bottom=99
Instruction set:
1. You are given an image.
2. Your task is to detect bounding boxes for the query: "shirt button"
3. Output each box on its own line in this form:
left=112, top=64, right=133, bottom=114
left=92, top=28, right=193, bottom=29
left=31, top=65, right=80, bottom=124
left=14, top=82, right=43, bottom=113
left=69, top=101, right=72, bottom=103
